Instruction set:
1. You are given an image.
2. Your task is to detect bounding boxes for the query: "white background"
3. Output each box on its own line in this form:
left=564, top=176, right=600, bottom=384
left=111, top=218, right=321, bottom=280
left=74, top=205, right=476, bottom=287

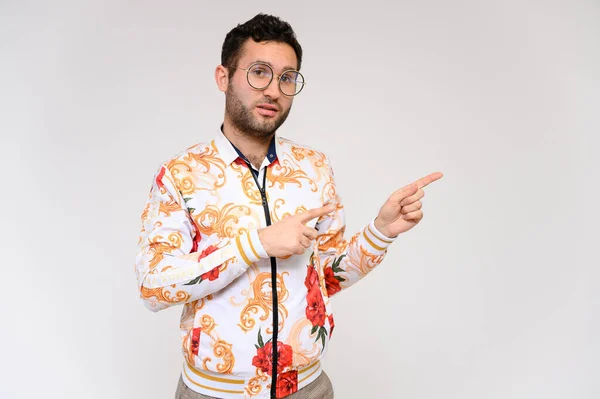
left=1, top=1, right=598, bottom=398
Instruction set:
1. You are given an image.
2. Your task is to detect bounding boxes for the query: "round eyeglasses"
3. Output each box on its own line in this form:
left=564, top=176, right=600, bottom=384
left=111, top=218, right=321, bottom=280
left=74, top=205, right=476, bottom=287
left=228, top=62, right=305, bottom=96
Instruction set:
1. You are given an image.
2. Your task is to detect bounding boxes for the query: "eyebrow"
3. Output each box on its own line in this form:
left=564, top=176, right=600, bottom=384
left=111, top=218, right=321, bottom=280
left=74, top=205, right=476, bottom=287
left=252, top=59, right=298, bottom=72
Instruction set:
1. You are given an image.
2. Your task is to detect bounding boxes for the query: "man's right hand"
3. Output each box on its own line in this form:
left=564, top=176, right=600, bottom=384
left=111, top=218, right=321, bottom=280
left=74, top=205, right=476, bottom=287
left=258, top=204, right=335, bottom=258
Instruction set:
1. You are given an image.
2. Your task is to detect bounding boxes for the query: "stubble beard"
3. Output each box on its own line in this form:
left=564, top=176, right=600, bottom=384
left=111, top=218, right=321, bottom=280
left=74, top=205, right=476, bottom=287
left=225, top=83, right=292, bottom=140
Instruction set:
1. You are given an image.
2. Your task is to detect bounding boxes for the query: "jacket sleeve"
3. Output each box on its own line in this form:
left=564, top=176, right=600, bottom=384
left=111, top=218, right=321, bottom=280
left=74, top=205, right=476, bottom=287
left=135, top=164, right=269, bottom=312
left=315, top=155, right=398, bottom=297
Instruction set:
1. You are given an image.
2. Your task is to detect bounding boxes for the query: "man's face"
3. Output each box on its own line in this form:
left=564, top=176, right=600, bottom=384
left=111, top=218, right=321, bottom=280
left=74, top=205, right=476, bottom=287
left=225, top=39, right=297, bottom=138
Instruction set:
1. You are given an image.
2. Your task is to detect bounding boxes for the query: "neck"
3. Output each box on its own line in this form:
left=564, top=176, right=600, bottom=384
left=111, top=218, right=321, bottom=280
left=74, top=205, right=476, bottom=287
left=222, top=118, right=273, bottom=169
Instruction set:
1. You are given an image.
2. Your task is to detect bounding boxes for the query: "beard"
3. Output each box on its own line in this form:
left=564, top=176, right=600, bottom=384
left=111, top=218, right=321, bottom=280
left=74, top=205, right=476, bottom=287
left=225, top=83, right=292, bottom=139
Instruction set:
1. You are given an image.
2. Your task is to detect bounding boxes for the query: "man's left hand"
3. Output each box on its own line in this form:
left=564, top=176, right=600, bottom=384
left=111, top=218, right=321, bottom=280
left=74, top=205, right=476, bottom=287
left=374, top=172, right=444, bottom=238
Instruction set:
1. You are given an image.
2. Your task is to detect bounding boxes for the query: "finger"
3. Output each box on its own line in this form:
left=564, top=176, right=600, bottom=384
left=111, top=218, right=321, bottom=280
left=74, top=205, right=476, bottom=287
left=400, top=201, right=422, bottom=214
left=391, top=182, right=419, bottom=202
left=413, top=172, right=443, bottom=190
left=302, top=226, right=318, bottom=240
left=402, top=210, right=423, bottom=220
left=298, top=204, right=335, bottom=224
left=295, top=243, right=308, bottom=254
left=392, top=171, right=442, bottom=202
left=299, top=236, right=313, bottom=248
left=400, top=189, right=424, bottom=207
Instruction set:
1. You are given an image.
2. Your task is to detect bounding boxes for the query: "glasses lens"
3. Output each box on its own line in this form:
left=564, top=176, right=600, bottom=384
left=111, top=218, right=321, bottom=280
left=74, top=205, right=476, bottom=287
left=247, top=64, right=273, bottom=89
left=279, top=71, right=305, bottom=96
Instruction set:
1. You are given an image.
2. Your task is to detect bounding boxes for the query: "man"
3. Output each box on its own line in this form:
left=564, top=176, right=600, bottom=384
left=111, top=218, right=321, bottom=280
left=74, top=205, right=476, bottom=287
left=135, top=13, right=442, bottom=399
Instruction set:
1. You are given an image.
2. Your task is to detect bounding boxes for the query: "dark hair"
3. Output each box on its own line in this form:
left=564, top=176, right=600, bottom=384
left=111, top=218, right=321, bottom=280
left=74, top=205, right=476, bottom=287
left=221, top=13, right=303, bottom=77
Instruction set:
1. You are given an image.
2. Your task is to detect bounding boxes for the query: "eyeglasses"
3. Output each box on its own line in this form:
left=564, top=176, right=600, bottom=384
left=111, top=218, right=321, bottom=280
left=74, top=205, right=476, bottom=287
left=228, top=62, right=305, bottom=96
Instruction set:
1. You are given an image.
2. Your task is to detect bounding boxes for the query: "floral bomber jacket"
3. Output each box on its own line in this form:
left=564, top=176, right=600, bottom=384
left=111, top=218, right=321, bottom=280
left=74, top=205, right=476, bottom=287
left=135, top=129, right=397, bottom=398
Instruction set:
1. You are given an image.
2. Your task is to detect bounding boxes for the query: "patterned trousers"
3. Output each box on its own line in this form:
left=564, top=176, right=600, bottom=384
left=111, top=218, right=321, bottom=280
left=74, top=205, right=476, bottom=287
left=175, top=371, right=334, bottom=399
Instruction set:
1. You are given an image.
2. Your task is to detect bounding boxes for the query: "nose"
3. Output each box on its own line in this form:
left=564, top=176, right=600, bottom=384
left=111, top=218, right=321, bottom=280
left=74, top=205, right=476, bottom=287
left=262, top=77, right=281, bottom=100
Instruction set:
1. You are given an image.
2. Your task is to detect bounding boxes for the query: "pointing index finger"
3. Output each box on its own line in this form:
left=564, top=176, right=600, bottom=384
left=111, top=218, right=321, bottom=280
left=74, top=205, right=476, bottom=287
left=299, top=205, right=334, bottom=224
left=414, top=172, right=443, bottom=189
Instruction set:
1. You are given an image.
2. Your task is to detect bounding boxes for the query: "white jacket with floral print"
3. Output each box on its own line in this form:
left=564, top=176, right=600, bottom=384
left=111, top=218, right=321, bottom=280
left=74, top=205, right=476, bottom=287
left=135, top=129, right=397, bottom=398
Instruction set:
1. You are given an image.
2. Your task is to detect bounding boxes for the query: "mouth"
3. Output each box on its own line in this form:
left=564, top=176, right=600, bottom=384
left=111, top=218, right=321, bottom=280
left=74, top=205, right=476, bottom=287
left=255, top=103, right=279, bottom=117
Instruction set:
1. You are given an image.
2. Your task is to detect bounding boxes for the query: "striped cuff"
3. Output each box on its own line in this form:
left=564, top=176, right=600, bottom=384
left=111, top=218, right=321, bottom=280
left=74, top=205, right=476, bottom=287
left=234, top=230, right=269, bottom=265
left=361, top=219, right=397, bottom=254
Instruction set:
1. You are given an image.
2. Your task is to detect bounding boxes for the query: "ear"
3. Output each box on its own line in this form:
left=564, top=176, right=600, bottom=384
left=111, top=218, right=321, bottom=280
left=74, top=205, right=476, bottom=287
left=215, top=65, right=229, bottom=92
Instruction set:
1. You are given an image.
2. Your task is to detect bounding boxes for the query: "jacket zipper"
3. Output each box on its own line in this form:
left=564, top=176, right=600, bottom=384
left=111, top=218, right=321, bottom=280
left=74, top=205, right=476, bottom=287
left=247, top=163, right=279, bottom=399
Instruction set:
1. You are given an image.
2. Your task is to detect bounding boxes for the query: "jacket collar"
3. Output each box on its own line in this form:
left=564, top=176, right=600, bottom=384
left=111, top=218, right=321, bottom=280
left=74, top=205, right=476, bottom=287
left=213, top=124, right=282, bottom=168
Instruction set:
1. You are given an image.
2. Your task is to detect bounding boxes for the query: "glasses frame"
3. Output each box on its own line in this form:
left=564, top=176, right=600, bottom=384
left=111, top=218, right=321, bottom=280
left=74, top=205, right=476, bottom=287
left=227, top=62, right=305, bottom=97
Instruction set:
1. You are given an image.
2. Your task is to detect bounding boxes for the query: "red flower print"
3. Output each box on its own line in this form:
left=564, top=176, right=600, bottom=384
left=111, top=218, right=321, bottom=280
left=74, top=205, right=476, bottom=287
left=304, top=265, right=318, bottom=290
left=200, top=267, right=220, bottom=281
left=198, top=244, right=218, bottom=261
left=190, top=327, right=201, bottom=356
left=191, top=222, right=202, bottom=253
left=234, top=157, right=249, bottom=167
left=276, top=370, right=298, bottom=398
left=252, top=341, right=294, bottom=376
left=328, top=314, right=335, bottom=337
left=183, top=247, right=220, bottom=286
left=252, top=343, right=271, bottom=374
left=277, top=341, right=294, bottom=372
left=306, top=286, right=326, bottom=327
left=324, top=267, right=341, bottom=297
left=155, top=166, right=166, bottom=190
